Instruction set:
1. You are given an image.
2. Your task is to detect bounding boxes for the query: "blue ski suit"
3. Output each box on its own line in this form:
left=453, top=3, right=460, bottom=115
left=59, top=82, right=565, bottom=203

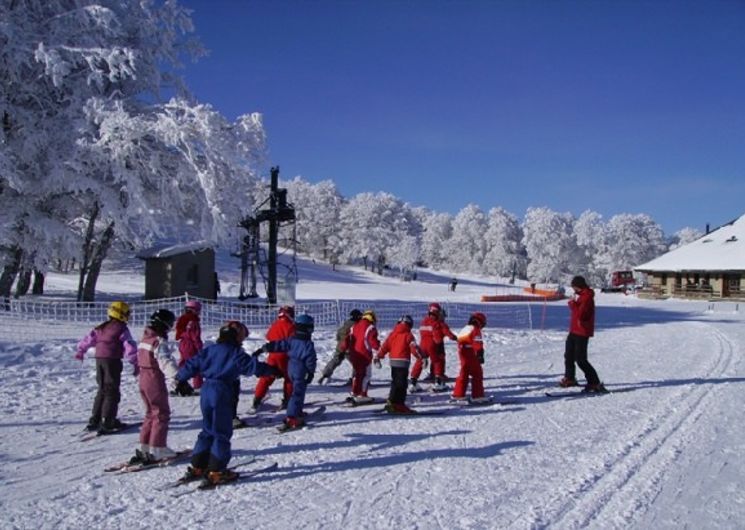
left=177, top=342, right=275, bottom=469
left=264, top=337, right=317, bottom=419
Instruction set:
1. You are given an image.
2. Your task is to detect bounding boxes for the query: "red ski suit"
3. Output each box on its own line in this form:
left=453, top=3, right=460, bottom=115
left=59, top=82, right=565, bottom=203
left=254, top=316, right=296, bottom=402
left=410, top=315, right=456, bottom=380
left=451, top=323, right=485, bottom=399
left=343, top=318, right=380, bottom=396
left=175, top=310, right=203, bottom=389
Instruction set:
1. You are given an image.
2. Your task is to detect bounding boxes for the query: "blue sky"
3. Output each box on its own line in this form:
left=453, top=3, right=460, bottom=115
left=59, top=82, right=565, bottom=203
left=178, top=0, right=745, bottom=234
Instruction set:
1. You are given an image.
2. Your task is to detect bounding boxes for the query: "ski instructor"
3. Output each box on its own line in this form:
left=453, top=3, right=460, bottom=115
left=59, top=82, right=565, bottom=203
left=559, top=275, right=607, bottom=393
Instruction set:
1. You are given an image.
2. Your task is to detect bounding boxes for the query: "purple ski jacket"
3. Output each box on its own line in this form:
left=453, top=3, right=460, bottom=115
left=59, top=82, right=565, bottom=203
left=76, top=319, right=138, bottom=366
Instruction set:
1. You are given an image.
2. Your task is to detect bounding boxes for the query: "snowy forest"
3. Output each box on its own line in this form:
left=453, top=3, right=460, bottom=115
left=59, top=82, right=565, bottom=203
left=0, top=0, right=705, bottom=302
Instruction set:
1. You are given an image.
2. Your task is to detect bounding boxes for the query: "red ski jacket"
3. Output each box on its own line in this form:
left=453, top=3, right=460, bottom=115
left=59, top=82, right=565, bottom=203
left=568, top=287, right=595, bottom=337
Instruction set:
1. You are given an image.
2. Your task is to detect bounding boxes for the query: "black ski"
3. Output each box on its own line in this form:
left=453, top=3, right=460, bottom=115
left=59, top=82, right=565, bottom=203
left=545, top=390, right=610, bottom=399
left=104, top=449, right=192, bottom=473
left=171, top=462, right=278, bottom=497
left=374, top=408, right=448, bottom=416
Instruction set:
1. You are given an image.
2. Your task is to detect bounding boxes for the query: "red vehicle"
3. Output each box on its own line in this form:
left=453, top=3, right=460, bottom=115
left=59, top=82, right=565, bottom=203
left=602, top=271, right=636, bottom=293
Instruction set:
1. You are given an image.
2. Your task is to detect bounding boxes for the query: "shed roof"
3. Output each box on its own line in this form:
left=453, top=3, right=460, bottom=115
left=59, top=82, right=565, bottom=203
left=137, top=240, right=214, bottom=260
left=636, top=215, right=745, bottom=272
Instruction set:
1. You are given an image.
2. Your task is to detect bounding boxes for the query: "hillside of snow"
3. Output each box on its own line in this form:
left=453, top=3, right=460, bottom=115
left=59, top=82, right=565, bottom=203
left=1, top=255, right=744, bottom=529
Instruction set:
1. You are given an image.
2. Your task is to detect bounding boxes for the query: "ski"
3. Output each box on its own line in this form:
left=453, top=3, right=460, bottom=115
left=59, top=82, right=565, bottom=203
left=80, top=422, right=141, bottom=442
left=171, top=462, right=278, bottom=497
left=156, top=456, right=258, bottom=491
left=340, top=398, right=384, bottom=408
left=104, top=450, right=192, bottom=473
left=374, top=408, right=448, bottom=416
left=545, top=390, right=610, bottom=399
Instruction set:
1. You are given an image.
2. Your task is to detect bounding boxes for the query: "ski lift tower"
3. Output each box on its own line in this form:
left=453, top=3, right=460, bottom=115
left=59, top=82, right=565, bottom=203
left=237, top=166, right=296, bottom=304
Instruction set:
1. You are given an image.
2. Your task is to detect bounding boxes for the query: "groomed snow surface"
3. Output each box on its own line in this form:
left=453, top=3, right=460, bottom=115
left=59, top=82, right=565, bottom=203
left=2, top=261, right=745, bottom=529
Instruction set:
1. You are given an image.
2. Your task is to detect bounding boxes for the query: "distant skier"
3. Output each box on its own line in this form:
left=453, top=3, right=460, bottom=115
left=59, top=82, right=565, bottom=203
left=251, top=306, right=296, bottom=412
left=318, top=308, right=362, bottom=385
left=175, top=300, right=203, bottom=392
left=559, top=276, right=607, bottom=393
left=450, top=312, right=491, bottom=404
left=254, top=314, right=317, bottom=430
left=131, top=309, right=191, bottom=464
left=374, top=315, right=424, bottom=414
left=75, top=301, right=138, bottom=433
left=176, top=320, right=279, bottom=488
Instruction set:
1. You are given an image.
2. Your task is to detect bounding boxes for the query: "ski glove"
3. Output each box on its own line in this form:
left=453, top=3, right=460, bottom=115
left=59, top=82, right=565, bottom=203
left=133, top=364, right=140, bottom=377
left=175, top=379, right=195, bottom=396
left=305, top=372, right=314, bottom=385
left=74, top=351, right=84, bottom=361
left=252, top=346, right=266, bottom=357
left=477, top=352, right=484, bottom=364
left=373, top=358, right=382, bottom=369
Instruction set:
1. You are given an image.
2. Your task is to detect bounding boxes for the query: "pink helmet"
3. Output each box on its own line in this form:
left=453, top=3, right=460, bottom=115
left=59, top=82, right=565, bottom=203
left=428, top=302, right=442, bottom=316
left=185, top=300, right=202, bottom=314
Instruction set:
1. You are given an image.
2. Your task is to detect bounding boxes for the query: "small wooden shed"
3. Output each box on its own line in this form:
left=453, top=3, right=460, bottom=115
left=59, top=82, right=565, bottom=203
left=137, top=241, right=216, bottom=300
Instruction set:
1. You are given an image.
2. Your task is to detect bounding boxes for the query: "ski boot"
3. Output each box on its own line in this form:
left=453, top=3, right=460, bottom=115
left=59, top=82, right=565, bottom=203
left=200, top=469, right=239, bottom=489
left=558, top=376, right=579, bottom=388
left=408, top=378, right=423, bottom=393
left=582, top=382, right=609, bottom=394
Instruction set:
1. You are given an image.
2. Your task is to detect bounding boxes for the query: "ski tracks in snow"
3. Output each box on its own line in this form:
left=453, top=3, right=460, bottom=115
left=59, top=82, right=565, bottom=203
left=543, top=322, right=738, bottom=529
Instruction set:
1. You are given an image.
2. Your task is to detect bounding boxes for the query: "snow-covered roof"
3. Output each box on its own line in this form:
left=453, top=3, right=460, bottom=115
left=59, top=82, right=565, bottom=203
left=636, top=214, right=745, bottom=272
left=136, top=240, right=214, bottom=259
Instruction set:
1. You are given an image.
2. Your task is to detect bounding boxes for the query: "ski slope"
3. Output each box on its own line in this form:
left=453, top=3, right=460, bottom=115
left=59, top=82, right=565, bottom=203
left=1, top=259, right=744, bottom=529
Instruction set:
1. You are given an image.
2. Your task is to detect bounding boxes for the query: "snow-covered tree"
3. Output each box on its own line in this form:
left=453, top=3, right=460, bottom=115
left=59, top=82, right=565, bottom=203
left=604, top=214, right=667, bottom=270
left=572, top=210, right=608, bottom=285
left=669, top=226, right=704, bottom=250
left=0, top=0, right=203, bottom=299
left=338, top=192, right=419, bottom=273
left=284, top=177, right=344, bottom=261
left=441, top=204, right=488, bottom=274
left=522, top=207, right=576, bottom=283
left=482, top=207, right=526, bottom=280
left=415, top=208, right=453, bottom=270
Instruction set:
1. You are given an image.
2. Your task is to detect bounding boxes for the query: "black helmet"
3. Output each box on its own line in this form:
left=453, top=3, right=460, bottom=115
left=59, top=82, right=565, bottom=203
left=398, top=314, right=414, bottom=328
left=349, top=309, right=363, bottom=321
left=150, top=309, right=176, bottom=332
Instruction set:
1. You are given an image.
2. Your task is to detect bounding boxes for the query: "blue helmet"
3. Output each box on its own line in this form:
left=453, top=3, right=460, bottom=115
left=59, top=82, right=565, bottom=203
left=295, top=313, right=314, bottom=334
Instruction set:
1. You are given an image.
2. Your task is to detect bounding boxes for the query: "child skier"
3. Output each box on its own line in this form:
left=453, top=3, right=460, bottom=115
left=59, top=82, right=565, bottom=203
left=75, top=301, right=138, bottom=433
left=318, top=308, right=362, bottom=385
left=251, top=306, right=296, bottom=412
left=131, top=309, right=192, bottom=465
left=175, top=300, right=203, bottom=392
left=255, top=314, right=317, bottom=430
left=409, top=302, right=456, bottom=392
left=177, top=320, right=279, bottom=488
left=450, top=312, right=491, bottom=404
left=374, top=315, right=424, bottom=414
left=343, top=309, right=380, bottom=404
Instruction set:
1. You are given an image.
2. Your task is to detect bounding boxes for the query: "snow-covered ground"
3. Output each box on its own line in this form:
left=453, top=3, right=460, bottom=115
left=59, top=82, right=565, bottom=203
left=1, top=256, right=744, bottom=529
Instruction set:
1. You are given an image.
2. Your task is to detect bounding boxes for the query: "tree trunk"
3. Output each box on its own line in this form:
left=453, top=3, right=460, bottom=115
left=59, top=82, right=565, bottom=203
left=0, top=246, right=23, bottom=300
left=81, top=221, right=115, bottom=302
left=14, top=268, right=32, bottom=297
left=32, top=270, right=44, bottom=295
left=77, top=202, right=100, bottom=302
